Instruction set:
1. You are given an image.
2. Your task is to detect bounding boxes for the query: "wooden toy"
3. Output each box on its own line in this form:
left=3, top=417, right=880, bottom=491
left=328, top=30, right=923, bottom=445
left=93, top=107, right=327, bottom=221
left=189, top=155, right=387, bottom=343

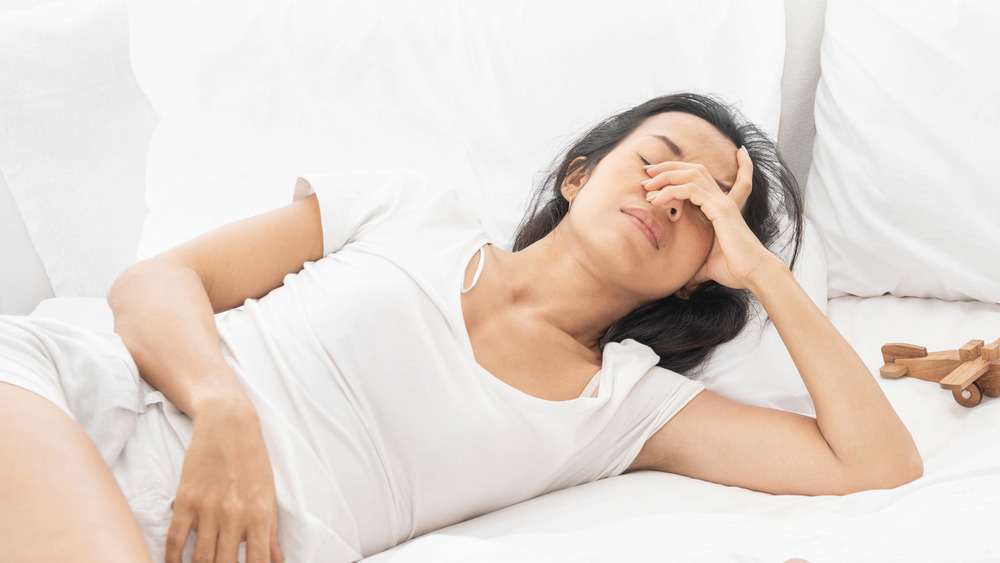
left=879, top=338, right=1000, bottom=407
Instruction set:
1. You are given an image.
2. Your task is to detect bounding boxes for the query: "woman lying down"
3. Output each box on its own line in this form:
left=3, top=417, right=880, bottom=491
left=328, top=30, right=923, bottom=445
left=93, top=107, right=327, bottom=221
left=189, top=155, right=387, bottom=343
left=0, top=93, right=922, bottom=563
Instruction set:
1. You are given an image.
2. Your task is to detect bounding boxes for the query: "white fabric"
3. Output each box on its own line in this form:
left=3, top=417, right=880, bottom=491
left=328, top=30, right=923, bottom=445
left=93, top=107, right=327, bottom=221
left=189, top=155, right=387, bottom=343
left=579, top=371, right=601, bottom=400
left=31, top=295, right=115, bottom=332
left=376, top=475, right=1000, bottom=562
left=0, top=316, right=144, bottom=463
left=127, top=0, right=786, bottom=258
left=0, top=0, right=154, bottom=297
left=460, top=246, right=486, bottom=294
left=361, top=294, right=1000, bottom=562
left=806, top=0, right=1000, bottom=303
left=215, top=168, right=705, bottom=557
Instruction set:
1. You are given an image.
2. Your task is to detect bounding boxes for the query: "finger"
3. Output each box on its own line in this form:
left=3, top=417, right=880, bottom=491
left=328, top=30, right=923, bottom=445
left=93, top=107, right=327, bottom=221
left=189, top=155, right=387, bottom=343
left=213, top=523, right=242, bottom=563
left=165, top=510, right=194, bottom=563
left=244, top=526, right=267, bottom=563
left=650, top=184, right=732, bottom=231
left=191, top=519, right=219, bottom=563
left=641, top=168, right=702, bottom=193
left=644, top=159, right=710, bottom=176
left=646, top=183, right=696, bottom=207
left=648, top=182, right=719, bottom=210
left=730, top=146, right=753, bottom=210
left=244, top=520, right=270, bottom=563
left=270, top=506, right=285, bottom=563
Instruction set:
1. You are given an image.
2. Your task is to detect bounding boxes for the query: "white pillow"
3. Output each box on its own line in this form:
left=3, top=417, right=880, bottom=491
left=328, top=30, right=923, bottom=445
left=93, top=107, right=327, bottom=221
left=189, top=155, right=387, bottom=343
left=806, top=0, right=1000, bottom=303
left=0, top=0, right=154, bottom=297
left=127, top=0, right=787, bottom=258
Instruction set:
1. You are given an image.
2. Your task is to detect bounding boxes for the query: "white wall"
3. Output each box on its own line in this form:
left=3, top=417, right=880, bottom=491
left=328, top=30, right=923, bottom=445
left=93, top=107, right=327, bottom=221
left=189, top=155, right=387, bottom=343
left=1, top=0, right=60, bottom=13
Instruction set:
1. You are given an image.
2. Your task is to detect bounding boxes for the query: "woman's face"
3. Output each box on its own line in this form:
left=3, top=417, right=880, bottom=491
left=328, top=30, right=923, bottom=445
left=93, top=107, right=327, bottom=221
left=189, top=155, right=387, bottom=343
left=560, top=111, right=739, bottom=299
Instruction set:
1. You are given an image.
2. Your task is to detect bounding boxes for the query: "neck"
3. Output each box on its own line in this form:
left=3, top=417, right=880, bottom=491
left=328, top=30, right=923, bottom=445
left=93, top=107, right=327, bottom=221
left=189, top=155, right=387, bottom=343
left=491, top=226, right=647, bottom=351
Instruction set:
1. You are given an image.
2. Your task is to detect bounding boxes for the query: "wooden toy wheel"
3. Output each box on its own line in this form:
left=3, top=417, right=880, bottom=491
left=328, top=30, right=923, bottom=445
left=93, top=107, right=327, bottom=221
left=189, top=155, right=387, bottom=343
left=952, top=381, right=983, bottom=408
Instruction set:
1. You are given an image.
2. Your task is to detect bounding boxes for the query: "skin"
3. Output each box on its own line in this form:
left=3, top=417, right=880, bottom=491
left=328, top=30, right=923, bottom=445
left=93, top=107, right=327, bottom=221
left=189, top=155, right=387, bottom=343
left=1, top=111, right=922, bottom=562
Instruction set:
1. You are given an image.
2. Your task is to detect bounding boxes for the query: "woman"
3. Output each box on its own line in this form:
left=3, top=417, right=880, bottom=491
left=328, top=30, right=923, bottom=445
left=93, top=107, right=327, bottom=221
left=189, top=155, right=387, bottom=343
left=0, top=93, right=922, bottom=563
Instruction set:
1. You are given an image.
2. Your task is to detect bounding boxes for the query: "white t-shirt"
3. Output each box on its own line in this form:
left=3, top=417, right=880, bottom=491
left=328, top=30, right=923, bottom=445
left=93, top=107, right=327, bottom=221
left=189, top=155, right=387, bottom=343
left=213, top=169, right=705, bottom=559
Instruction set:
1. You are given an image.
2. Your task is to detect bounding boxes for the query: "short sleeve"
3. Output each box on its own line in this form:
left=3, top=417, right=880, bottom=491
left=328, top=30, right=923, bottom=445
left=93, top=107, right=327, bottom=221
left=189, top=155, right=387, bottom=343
left=292, top=169, right=440, bottom=256
left=606, top=367, right=704, bottom=478
left=571, top=340, right=705, bottom=483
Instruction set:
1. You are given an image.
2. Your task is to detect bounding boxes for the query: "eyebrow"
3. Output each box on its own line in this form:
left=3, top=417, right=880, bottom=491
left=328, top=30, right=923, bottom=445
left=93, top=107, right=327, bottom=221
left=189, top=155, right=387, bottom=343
left=648, top=134, right=733, bottom=192
left=651, top=134, right=683, bottom=158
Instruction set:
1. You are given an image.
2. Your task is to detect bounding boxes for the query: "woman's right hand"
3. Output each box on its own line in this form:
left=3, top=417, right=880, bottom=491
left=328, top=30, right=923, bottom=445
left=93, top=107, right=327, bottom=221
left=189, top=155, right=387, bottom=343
left=644, top=146, right=777, bottom=292
left=166, top=396, right=284, bottom=563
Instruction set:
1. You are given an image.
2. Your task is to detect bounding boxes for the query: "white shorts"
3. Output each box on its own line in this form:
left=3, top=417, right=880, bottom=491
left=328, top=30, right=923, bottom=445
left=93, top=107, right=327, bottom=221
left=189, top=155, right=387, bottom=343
left=0, top=315, right=190, bottom=561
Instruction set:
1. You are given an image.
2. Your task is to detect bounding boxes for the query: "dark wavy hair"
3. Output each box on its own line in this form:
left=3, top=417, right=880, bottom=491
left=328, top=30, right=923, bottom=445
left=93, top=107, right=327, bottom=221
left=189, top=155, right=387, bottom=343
left=511, top=92, right=803, bottom=375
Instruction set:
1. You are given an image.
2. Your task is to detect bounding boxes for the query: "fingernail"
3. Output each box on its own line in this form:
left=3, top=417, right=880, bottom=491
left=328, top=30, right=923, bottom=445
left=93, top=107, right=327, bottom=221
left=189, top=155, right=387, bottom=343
left=643, top=164, right=657, bottom=170
left=641, top=179, right=652, bottom=186
left=646, top=191, right=659, bottom=202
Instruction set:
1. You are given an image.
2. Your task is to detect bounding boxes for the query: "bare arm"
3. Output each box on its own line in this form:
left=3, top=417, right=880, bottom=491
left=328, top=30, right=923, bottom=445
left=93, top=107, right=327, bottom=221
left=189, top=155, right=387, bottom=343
left=109, top=187, right=322, bottom=414
left=107, top=184, right=322, bottom=563
left=630, top=149, right=922, bottom=495
left=631, top=257, right=922, bottom=494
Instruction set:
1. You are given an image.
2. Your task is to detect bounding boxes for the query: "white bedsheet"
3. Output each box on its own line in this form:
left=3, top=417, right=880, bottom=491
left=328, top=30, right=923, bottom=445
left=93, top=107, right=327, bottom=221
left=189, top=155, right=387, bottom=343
left=30, top=295, right=1000, bottom=562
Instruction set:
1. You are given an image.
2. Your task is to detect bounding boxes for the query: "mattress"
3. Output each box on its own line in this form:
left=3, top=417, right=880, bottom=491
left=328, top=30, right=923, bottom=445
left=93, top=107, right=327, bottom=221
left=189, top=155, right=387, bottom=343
left=30, top=295, right=1000, bottom=562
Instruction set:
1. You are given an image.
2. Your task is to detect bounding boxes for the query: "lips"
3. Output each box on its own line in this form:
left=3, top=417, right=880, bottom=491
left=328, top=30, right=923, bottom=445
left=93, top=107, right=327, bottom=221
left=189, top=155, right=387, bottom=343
left=621, top=207, right=664, bottom=250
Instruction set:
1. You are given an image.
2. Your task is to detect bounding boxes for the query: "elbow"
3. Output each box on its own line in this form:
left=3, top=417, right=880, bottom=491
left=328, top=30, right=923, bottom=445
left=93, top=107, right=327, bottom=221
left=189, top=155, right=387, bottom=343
left=877, top=438, right=925, bottom=490
left=107, top=260, right=155, bottom=313
left=878, top=455, right=924, bottom=492
left=891, top=451, right=924, bottom=488
left=875, top=453, right=923, bottom=491
left=108, top=259, right=193, bottom=314
left=107, top=262, right=139, bottom=313
left=839, top=450, right=923, bottom=495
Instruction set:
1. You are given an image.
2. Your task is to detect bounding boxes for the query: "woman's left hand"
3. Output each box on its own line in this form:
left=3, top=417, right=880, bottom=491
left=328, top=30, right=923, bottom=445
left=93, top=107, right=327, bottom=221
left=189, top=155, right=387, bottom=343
left=643, top=146, right=778, bottom=291
left=167, top=396, right=284, bottom=563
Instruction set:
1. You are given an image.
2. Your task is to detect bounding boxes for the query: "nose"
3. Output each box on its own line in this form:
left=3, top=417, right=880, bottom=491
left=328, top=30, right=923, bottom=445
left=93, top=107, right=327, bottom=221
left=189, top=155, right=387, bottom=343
left=646, top=188, right=685, bottom=223
left=661, top=200, right=711, bottom=228
left=664, top=201, right=683, bottom=223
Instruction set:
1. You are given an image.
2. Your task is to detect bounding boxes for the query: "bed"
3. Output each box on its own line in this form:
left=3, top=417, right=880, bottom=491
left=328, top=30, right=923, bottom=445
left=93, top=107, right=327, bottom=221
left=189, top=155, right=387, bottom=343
left=2, top=0, right=998, bottom=561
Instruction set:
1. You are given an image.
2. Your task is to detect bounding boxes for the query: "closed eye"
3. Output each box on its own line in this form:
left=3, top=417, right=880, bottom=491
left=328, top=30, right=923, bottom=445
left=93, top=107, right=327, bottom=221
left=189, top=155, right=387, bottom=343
left=638, top=155, right=651, bottom=166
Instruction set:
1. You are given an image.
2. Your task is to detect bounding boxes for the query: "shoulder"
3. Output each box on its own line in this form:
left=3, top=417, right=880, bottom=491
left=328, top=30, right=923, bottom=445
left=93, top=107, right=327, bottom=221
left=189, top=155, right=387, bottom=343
left=599, top=339, right=705, bottom=416
left=602, top=340, right=700, bottom=388
left=295, top=168, right=450, bottom=211
left=293, top=168, right=483, bottom=255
